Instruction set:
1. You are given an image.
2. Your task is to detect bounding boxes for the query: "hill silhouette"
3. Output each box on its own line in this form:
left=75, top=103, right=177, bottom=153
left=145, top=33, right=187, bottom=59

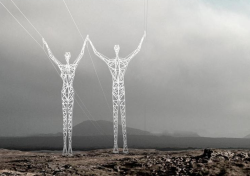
left=33, top=120, right=202, bottom=137
left=73, top=120, right=151, bottom=136
left=34, top=120, right=151, bottom=137
left=1, top=120, right=250, bottom=150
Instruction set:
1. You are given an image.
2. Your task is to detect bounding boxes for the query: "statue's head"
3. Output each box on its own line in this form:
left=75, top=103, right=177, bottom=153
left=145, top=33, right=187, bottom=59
left=64, top=52, right=71, bottom=64
left=114, top=45, right=120, bottom=55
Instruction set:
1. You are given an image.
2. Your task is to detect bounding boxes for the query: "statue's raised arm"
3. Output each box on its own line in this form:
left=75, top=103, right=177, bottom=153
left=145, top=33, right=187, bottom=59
left=42, top=38, right=62, bottom=67
left=125, top=31, right=146, bottom=61
left=87, top=37, right=110, bottom=63
left=73, top=35, right=88, bottom=65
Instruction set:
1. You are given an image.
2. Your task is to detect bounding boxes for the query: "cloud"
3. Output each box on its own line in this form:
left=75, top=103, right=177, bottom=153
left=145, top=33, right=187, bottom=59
left=1, top=0, right=250, bottom=137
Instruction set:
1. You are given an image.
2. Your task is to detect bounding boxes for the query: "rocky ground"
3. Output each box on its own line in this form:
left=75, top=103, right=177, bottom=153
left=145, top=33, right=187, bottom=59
left=1, top=148, right=250, bottom=175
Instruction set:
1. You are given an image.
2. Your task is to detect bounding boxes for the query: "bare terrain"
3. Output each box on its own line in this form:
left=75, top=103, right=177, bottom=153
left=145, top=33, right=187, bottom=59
left=1, top=148, right=250, bottom=175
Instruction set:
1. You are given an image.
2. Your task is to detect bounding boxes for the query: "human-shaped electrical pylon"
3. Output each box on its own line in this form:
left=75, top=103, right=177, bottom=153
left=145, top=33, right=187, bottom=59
left=43, top=36, right=88, bottom=156
left=88, top=31, right=146, bottom=153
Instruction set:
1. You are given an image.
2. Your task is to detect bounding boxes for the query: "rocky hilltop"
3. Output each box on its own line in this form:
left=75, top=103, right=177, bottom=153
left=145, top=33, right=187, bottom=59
left=1, top=148, right=250, bottom=175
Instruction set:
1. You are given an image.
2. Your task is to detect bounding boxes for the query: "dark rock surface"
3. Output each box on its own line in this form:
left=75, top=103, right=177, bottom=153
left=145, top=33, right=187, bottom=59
left=1, top=148, right=250, bottom=175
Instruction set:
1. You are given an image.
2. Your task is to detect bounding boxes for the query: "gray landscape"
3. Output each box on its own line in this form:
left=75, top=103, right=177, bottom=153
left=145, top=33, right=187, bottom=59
left=2, top=0, right=250, bottom=175
left=2, top=120, right=250, bottom=151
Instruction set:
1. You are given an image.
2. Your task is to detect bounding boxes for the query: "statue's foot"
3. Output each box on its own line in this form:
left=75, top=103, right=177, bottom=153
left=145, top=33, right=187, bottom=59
left=123, top=147, right=129, bottom=154
left=67, top=153, right=73, bottom=157
left=62, top=148, right=68, bottom=156
left=113, top=147, right=119, bottom=154
left=68, top=148, right=73, bottom=157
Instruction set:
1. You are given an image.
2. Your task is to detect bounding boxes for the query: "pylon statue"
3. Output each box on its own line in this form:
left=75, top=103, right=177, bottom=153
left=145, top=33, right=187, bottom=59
left=88, top=31, right=146, bottom=153
left=43, top=36, right=88, bottom=156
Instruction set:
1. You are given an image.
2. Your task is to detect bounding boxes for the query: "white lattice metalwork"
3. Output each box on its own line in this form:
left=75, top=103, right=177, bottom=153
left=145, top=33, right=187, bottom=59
left=43, top=36, right=88, bottom=156
left=88, top=32, right=146, bottom=153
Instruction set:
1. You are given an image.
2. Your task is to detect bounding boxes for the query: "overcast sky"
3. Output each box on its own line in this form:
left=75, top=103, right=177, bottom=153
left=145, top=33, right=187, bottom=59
left=1, top=0, right=250, bottom=137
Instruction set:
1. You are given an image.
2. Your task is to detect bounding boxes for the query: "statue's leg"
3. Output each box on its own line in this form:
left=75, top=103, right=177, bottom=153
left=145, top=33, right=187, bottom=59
left=61, top=90, right=68, bottom=156
left=112, top=84, right=119, bottom=153
left=120, top=87, right=128, bottom=154
left=67, top=89, right=74, bottom=156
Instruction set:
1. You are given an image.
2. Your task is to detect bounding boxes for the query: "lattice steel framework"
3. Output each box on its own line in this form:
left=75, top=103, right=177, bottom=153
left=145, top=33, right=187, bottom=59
left=43, top=36, right=88, bottom=156
left=88, top=32, right=146, bottom=153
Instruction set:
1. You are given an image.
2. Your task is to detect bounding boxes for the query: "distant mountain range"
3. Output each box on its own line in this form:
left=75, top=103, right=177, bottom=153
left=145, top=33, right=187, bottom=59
left=32, top=120, right=200, bottom=137
left=73, top=120, right=151, bottom=136
left=33, top=120, right=151, bottom=136
left=2, top=120, right=250, bottom=150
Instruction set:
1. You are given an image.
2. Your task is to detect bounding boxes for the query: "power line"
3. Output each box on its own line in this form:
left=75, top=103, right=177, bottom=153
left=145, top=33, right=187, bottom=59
left=62, top=0, right=84, bottom=40
left=75, top=94, right=105, bottom=135
left=62, top=0, right=112, bottom=114
left=0, top=0, right=104, bottom=135
left=144, top=0, right=148, bottom=32
left=0, top=1, right=42, bottom=49
left=146, top=0, right=148, bottom=32
left=62, top=0, right=112, bottom=135
left=10, top=0, right=43, bottom=38
left=86, top=44, right=112, bottom=112
left=0, top=0, right=60, bottom=75
left=144, top=0, right=148, bottom=134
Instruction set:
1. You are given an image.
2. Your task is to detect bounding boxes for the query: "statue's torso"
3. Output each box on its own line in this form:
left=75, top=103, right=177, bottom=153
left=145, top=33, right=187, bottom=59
left=59, top=64, right=76, bottom=89
left=108, top=57, right=128, bottom=84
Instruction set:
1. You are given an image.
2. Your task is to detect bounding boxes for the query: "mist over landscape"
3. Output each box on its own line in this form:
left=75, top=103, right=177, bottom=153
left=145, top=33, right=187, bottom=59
left=2, top=0, right=250, bottom=140
left=4, top=1, right=250, bottom=175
